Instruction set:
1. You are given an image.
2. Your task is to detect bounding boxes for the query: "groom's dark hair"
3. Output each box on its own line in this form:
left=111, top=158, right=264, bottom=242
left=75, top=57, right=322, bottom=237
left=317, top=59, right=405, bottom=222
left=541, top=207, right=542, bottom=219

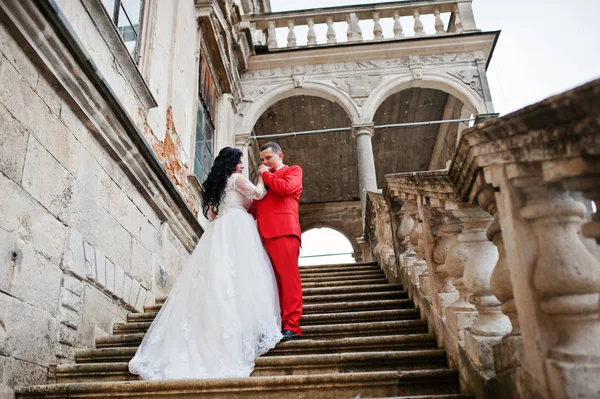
left=260, top=142, right=282, bottom=154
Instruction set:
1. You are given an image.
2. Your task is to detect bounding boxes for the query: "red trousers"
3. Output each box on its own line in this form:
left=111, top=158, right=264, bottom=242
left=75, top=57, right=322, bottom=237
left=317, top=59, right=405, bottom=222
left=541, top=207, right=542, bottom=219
left=263, top=236, right=302, bottom=335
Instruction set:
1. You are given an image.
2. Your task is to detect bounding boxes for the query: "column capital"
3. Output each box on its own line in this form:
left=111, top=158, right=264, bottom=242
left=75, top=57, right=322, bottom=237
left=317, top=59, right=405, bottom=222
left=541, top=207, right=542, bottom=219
left=234, top=133, right=252, bottom=147
left=352, top=123, right=375, bottom=138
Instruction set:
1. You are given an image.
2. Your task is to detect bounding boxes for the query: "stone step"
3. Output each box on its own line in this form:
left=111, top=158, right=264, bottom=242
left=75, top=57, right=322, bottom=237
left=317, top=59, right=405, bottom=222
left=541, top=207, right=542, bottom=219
left=303, top=290, right=408, bottom=304
left=371, top=395, right=473, bottom=399
left=98, top=320, right=429, bottom=348
left=301, top=278, right=389, bottom=288
left=300, top=265, right=381, bottom=275
left=77, top=333, right=438, bottom=364
left=141, top=298, right=414, bottom=317
left=17, top=370, right=460, bottom=398
left=299, top=261, right=378, bottom=271
left=55, top=350, right=448, bottom=383
left=125, top=307, right=420, bottom=327
left=266, top=333, right=438, bottom=356
left=301, top=271, right=386, bottom=282
left=303, top=284, right=404, bottom=297
left=152, top=282, right=403, bottom=306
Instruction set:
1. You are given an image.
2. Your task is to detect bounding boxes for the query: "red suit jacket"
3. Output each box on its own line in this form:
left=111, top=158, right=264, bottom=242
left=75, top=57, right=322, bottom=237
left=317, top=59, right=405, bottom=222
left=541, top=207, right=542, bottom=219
left=252, top=165, right=302, bottom=241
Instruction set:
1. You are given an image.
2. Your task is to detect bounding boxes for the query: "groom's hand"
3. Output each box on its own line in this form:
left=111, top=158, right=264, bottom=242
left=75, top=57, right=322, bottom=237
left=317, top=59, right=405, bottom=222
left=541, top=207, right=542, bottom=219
left=258, top=165, right=269, bottom=175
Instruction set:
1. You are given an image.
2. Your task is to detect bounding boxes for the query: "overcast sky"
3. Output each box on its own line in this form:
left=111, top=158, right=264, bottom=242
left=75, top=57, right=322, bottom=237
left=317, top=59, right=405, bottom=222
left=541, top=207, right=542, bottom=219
left=268, top=0, right=600, bottom=262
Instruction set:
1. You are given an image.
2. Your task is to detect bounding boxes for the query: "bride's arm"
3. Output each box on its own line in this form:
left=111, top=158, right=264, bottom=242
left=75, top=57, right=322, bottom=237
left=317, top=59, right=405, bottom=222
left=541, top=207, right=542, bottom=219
left=234, top=173, right=267, bottom=200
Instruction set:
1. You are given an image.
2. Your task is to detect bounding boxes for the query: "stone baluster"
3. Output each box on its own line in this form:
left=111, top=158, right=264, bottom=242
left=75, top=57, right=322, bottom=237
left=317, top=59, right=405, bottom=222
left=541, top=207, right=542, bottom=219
left=397, top=202, right=415, bottom=254
left=307, top=18, right=317, bottom=46
left=413, top=11, right=425, bottom=36
left=453, top=5, right=463, bottom=33
left=485, top=186, right=523, bottom=376
left=445, top=205, right=477, bottom=341
left=409, top=208, right=428, bottom=290
left=430, top=206, right=461, bottom=315
left=267, top=21, right=277, bottom=49
left=373, top=12, right=383, bottom=40
left=286, top=20, right=297, bottom=48
left=346, top=16, right=351, bottom=41
left=434, top=10, right=445, bottom=34
left=347, top=13, right=362, bottom=42
left=393, top=13, right=405, bottom=38
left=326, top=17, right=337, bottom=44
left=466, top=189, right=512, bottom=339
left=519, top=182, right=600, bottom=398
left=453, top=199, right=511, bottom=369
left=487, top=195, right=520, bottom=335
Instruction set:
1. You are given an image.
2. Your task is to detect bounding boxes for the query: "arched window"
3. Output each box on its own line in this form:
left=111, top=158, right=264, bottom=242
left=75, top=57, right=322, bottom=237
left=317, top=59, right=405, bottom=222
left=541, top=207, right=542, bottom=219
left=299, top=228, right=354, bottom=266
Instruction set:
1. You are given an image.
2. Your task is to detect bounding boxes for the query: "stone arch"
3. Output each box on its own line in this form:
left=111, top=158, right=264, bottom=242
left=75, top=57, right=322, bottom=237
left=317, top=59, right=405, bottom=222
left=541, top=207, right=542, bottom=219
left=301, top=223, right=360, bottom=257
left=239, top=82, right=360, bottom=133
left=361, top=72, right=487, bottom=122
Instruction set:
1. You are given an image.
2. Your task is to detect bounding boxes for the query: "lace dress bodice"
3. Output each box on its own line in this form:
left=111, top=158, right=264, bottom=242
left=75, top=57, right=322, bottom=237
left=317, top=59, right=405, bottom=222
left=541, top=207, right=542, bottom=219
left=214, top=174, right=266, bottom=218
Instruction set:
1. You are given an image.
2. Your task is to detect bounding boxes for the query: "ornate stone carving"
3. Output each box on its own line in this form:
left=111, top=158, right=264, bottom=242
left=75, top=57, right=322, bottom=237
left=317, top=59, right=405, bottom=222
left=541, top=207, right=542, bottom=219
left=409, top=56, right=423, bottom=80
left=333, top=75, right=382, bottom=106
left=448, top=69, right=484, bottom=98
left=420, top=53, right=475, bottom=64
left=292, top=74, right=305, bottom=88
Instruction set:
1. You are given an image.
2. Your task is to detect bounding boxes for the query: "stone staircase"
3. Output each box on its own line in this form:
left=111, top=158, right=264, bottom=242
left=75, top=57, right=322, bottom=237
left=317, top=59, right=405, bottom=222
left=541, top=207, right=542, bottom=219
left=16, top=262, right=471, bottom=399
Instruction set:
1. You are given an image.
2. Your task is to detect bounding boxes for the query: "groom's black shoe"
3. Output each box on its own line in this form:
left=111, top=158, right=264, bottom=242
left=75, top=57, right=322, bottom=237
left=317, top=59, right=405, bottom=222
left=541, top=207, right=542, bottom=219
left=281, top=330, right=302, bottom=341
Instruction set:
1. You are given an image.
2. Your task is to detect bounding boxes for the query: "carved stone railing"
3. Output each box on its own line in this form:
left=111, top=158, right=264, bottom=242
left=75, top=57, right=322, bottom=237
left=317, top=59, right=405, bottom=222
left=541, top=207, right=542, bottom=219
left=374, top=78, right=600, bottom=399
left=243, top=0, right=477, bottom=50
left=365, top=192, right=397, bottom=282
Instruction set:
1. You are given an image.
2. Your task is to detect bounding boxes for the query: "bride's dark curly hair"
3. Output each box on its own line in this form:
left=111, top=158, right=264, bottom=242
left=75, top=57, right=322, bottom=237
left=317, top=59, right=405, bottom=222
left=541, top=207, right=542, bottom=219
left=200, top=146, right=243, bottom=218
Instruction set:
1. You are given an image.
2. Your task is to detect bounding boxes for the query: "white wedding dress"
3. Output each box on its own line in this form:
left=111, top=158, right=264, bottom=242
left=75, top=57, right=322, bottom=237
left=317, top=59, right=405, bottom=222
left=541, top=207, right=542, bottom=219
left=129, top=173, right=282, bottom=380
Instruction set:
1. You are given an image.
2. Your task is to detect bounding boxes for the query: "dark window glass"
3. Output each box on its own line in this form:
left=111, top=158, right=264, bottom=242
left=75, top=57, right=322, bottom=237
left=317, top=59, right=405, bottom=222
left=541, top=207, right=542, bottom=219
left=194, top=96, right=214, bottom=182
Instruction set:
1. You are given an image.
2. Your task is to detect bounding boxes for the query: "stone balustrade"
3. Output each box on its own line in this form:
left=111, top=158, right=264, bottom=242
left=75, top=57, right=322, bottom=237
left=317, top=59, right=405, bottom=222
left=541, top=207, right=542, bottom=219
left=243, top=0, right=477, bottom=49
left=368, top=78, right=600, bottom=398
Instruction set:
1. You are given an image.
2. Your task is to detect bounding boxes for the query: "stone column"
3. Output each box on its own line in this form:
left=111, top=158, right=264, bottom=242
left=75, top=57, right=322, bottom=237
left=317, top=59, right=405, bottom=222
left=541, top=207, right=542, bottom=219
left=353, top=123, right=377, bottom=218
left=234, top=133, right=251, bottom=179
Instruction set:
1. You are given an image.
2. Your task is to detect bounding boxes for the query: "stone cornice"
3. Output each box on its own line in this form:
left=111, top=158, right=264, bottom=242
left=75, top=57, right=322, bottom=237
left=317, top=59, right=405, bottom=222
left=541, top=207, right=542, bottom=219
left=247, top=32, right=499, bottom=71
left=0, top=0, right=203, bottom=250
left=384, top=170, right=459, bottom=203
left=449, top=78, right=600, bottom=202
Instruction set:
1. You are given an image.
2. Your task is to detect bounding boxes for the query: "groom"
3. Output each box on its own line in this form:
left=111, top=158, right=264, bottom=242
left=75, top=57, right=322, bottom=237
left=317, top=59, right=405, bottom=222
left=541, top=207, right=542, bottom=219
left=252, top=142, right=303, bottom=340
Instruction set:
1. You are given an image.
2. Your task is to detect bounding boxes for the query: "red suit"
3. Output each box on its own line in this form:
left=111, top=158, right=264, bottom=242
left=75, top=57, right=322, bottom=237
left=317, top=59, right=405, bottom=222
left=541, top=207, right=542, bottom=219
left=252, top=165, right=303, bottom=335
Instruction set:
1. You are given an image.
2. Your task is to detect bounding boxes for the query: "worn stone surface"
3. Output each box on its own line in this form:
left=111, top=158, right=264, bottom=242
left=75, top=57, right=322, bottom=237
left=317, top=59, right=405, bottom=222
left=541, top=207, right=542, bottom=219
left=0, top=23, right=38, bottom=88
left=21, top=135, right=74, bottom=217
left=0, top=56, right=80, bottom=175
left=131, top=240, right=153, bottom=290
left=1, top=356, right=47, bottom=389
left=35, top=74, right=62, bottom=116
left=78, top=285, right=127, bottom=349
left=62, top=228, right=86, bottom=278
left=0, top=104, right=29, bottom=184
left=0, top=293, right=58, bottom=365
left=0, top=231, right=62, bottom=317
left=0, top=173, right=67, bottom=266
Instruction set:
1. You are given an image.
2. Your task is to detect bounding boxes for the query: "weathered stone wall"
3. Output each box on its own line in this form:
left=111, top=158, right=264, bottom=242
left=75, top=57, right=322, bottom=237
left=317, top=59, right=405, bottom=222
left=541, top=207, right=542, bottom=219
left=0, top=14, right=192, bottom=397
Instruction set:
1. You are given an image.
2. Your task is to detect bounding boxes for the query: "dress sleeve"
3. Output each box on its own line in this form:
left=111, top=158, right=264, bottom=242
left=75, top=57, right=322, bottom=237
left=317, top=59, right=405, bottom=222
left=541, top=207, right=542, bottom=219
left=233, top=174, right=267, bottom=200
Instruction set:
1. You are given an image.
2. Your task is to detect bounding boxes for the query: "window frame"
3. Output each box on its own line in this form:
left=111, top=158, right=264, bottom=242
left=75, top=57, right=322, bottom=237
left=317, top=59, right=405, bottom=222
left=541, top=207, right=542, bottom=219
left=101, top=0, right=145, bottom=62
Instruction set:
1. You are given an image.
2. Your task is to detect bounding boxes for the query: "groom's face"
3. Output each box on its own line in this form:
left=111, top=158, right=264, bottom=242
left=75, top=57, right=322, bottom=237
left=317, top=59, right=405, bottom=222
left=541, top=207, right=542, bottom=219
left=259, top=148, right=283, bottom=172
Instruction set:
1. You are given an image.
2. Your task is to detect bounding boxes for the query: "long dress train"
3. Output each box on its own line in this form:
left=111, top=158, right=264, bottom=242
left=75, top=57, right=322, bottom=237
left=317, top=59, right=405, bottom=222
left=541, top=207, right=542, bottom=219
left=128, top=173, right=282, bottom=380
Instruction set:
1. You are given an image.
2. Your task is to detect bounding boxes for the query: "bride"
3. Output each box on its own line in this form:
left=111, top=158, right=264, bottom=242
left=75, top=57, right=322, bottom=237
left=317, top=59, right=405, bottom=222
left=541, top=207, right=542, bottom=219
left=129, top=147, right=283, bottom=380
